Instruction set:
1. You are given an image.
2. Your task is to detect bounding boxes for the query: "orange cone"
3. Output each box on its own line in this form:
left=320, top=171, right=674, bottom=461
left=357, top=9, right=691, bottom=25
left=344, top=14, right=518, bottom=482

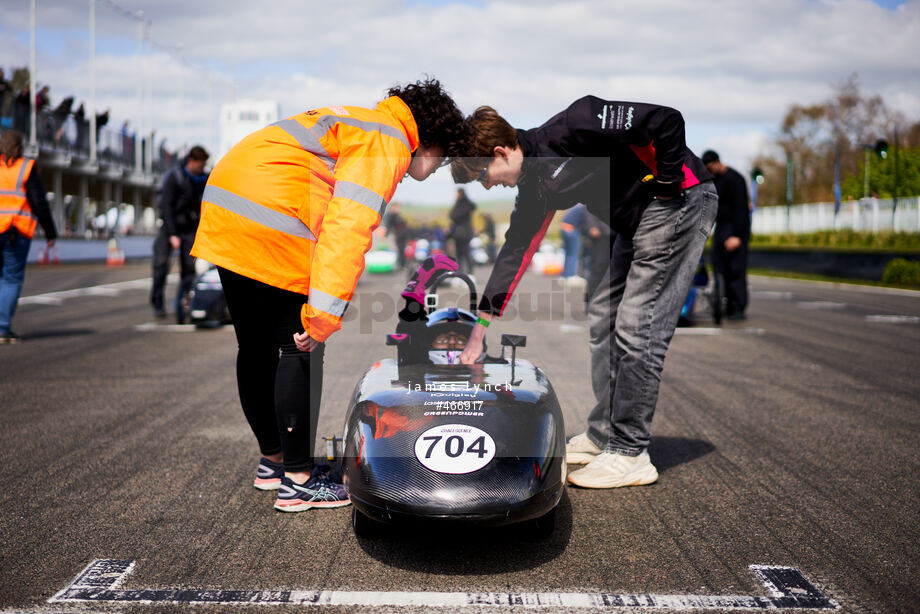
left=106, top=238, right=125, bottom=267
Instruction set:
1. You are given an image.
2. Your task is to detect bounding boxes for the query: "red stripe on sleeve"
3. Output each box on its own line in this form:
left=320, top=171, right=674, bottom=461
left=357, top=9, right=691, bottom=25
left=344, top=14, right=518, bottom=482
left=629, top=143, right=657, bottom=174
left=498, top=211, right=555, bottom=316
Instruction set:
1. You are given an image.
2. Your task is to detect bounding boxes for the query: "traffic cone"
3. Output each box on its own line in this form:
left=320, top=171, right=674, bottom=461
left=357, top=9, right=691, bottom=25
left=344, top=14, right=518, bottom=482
left=38, top=246, right=48, bottom=265
left=106, top=238, right=125, bottom=267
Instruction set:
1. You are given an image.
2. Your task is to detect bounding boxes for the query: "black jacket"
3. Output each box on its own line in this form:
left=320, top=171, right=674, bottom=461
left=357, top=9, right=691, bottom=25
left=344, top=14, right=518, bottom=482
left=713, top=166, right=750, bottom=243
left=25, top=169, right=57, bottom=241
left=449, top=194, right=476, bottom=241
left=480, top=95, right=711, bottom=316
left=157, top=161, right=208, bottom=236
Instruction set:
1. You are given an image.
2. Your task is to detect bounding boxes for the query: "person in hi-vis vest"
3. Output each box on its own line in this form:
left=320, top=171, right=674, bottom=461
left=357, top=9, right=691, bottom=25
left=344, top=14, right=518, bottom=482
left=191, top=79, right=466, bottom=512
left=1, top=130, right=58, bottom=345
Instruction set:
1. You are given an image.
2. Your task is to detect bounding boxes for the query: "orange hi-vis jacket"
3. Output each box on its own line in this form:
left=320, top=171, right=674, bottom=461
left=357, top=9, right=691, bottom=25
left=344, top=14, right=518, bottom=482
left=0, top=157, right=38, bottom=239
left=191, top=96, right=419, bottom=342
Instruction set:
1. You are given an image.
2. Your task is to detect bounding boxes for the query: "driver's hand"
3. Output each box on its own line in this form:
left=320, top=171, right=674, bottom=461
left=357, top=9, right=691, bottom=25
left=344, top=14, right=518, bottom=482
left=293, top=331, right=321, bottom=352
left=460, top=325, right=486, bottom=365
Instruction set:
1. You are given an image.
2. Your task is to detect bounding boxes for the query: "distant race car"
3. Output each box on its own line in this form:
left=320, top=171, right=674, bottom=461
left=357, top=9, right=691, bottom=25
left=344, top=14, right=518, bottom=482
left=188, top=268, right=231, bottom=328
left=678, top=254, right=725, bottom=326
left=342, top=261, right=566, bottom=537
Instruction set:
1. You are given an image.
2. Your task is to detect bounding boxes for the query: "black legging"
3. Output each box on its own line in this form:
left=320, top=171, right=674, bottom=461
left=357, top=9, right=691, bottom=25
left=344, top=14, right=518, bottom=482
left=218, top=267, right=323, bottom=473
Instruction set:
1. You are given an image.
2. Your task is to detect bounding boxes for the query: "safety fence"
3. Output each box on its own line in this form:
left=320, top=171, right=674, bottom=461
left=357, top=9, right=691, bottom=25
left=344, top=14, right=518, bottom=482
left=752, top=197, right=920, bottom=234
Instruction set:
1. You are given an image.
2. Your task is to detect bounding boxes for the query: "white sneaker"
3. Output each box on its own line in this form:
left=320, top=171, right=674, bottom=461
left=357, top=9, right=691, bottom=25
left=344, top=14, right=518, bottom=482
left=567, top=450, right=658, bottom=488
left=565, top=432, right=602, bottom=464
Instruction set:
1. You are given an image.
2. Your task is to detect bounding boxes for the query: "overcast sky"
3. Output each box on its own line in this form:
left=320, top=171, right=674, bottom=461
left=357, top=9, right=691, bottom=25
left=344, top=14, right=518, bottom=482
left=2, top=0, right=918, bottom=205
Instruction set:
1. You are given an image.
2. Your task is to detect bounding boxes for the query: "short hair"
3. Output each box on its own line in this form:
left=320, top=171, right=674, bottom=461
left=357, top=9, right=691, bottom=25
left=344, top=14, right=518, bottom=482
left=187, top=145, right=209, bottom=162
left=450, top=106, right=518, bottom=183
left=387, top=78, right=466, bottom=158
left=701, top=150, right=720, bottom=165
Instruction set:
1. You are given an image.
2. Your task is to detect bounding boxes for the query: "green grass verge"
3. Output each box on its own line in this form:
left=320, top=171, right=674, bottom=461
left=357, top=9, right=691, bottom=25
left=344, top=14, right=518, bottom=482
left=750, top=230, right=920, bottom=252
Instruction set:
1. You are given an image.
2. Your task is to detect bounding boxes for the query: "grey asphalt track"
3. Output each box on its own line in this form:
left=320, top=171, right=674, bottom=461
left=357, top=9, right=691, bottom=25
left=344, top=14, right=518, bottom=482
left=1, top=262, right=917, bottom=613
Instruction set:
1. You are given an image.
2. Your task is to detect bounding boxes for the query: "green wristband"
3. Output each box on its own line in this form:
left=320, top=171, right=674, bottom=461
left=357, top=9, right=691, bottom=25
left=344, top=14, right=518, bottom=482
left=476, top=316, right=490, bottom=328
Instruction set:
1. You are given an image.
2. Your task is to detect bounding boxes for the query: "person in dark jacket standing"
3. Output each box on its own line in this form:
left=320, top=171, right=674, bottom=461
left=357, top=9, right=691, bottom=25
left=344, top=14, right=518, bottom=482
left=0, top=130, right=58, bottom=344
left=449, top=187, right=476, bottom=275
left=151, top=145, right=209, bottom=322
left=702, top=150, right=751, bottom=319
left=481, top=212, right=497, bottom=263
left=452, top=97, right=717, bottom=489
left=384, top=202, right=410, bottom=270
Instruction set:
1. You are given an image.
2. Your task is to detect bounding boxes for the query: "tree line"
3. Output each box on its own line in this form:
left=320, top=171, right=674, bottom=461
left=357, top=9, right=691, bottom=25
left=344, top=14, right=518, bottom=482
left=751, top=74, right=920, bottom=207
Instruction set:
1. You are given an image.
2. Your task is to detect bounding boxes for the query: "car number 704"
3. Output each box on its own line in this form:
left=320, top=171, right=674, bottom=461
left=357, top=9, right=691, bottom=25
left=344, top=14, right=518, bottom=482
left=422, top=434, right=489, bottom=459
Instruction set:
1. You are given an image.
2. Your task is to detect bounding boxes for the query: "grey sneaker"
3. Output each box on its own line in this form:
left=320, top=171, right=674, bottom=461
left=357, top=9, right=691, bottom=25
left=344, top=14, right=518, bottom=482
left=567, top=450, right=658, bottom=489
left=565, top=432, right=602, bottom=464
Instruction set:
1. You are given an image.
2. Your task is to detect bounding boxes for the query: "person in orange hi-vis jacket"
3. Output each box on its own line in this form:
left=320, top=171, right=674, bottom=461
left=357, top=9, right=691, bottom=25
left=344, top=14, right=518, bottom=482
left=1, top=130, right=58, bottom=345
left=191, top=78, right=466, bottom=512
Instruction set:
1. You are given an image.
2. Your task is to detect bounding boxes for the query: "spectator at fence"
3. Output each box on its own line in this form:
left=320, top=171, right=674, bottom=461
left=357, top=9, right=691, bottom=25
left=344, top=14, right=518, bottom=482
left=12, top=87, right=30, bottom=135
left=51, top=96, right=73, bottom=144
left=73, top=103, right=87, bottom=151
left=0, top=69, right=13, bottom=128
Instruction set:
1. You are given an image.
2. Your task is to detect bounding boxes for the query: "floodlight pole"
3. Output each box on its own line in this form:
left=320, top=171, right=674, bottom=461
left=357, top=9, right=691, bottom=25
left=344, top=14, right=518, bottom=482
left=29, top=0, right=36, bottom=148
left=135, top=11, right=144, bottom=172
left=89, top=0, right=97, bottom=165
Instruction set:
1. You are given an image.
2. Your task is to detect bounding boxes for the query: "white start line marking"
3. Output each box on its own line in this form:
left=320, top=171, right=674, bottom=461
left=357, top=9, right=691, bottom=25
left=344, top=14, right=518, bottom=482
left=675, top=327, right=766, bottom=336
left=796, top=301, right=847, bottom=310
left=865, top=314, right=920, bottom=324
left=20, top=276, right=172, bottom=306
left=49, top=559, right=839, bottom=610
left=133, top=322, right=198, bottom=333
left=752, top=291, right=794, bottom=300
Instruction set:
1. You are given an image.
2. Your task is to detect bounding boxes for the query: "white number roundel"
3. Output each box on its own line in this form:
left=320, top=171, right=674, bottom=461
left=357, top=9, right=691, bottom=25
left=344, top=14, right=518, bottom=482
left=414, top=424, right=496, bottom=474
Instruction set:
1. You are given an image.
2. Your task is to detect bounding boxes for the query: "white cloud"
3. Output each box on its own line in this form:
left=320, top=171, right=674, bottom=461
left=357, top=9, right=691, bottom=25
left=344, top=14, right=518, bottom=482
left=1, top=0, right=917, bottom=195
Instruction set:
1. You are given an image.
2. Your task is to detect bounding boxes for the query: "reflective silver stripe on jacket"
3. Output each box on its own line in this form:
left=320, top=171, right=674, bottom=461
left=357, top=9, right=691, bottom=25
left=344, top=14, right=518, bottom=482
left=203, top=185, right=316, bottom=241
left=0, top=161, right=30, bottom=198
left=1, top=162, right=31, bottom=214
left=271, top=114, right=411, bottom=168
left=308, top=288, right=349, bottom=318
left=331, top=115, right=410, bottom=151
left=15, top=161, right=30, bottom=191
left=334, top=181, right=386, bottom=217
left=272, top=119, right=335, bottom=172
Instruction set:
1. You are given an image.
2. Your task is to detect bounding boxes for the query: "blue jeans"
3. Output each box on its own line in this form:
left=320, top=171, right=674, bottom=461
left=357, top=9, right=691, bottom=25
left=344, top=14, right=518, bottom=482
left=585, top=182, right=717, bottom=454
left=0, top=230, right=32, bottom=334
left=561, top=228, right=580, bottom=277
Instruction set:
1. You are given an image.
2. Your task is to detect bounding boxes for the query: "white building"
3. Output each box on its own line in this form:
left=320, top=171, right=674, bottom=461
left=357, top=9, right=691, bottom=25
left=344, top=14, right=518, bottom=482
left=217, top=99, right=281, bottom=162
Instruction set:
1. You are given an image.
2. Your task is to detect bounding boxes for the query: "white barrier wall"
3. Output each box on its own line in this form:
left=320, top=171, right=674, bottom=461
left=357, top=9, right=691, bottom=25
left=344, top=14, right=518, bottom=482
left=752, top=197, right=920, bottom=234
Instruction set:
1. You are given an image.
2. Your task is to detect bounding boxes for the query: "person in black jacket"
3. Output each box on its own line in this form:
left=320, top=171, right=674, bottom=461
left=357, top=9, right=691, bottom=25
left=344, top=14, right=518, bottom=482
left=702, top=150, right=751, bottom=319
left=451, top=97, right=717, bottom=489
left=449, top=187, right=476, bottom=275
left=150, top=145, right=209, bottom=322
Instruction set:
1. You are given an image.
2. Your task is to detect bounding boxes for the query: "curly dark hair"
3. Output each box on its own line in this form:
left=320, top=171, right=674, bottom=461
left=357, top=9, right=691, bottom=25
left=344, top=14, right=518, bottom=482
left=387, top=78, right=467, bottom=158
